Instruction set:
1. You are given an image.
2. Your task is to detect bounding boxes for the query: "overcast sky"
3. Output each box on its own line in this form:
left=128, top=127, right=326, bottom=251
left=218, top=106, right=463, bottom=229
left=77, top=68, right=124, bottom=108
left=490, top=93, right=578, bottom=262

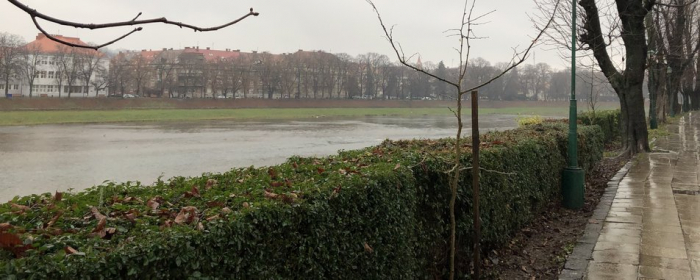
left=1, top=0, right=567, bottom=68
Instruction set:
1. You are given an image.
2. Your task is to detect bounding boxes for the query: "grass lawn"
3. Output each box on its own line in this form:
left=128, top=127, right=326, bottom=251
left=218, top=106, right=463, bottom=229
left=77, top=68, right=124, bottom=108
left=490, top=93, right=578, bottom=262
left=0, top=106, right=595, bottom=126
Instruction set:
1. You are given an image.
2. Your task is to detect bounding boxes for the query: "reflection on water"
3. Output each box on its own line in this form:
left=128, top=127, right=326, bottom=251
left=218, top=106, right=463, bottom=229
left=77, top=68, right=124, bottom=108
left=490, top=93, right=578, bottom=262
left=0, top=114, right=518, bottom=200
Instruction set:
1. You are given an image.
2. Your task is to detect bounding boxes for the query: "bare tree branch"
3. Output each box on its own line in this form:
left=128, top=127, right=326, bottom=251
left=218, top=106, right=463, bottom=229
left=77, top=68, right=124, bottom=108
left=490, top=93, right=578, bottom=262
left=9, top=0, right=259, bottom=50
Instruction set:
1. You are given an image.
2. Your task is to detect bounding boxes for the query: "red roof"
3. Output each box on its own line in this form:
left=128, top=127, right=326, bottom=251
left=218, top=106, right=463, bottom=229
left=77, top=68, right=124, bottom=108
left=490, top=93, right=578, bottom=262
left=182, top=47, right=242, bottom=62
left=25, top=33, right=102, bottom=56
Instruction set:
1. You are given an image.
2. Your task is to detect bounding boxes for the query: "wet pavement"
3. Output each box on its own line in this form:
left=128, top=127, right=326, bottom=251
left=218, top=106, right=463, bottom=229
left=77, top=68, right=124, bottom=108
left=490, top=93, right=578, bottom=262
left=0, top=114, right=518, bottom=200
left=562, top=113, right=700, bottom=279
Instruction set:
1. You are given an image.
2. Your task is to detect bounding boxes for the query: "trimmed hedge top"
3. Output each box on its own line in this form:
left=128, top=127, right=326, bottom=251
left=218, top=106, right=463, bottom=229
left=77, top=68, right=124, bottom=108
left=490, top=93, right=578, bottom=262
left=0, top=123, right=605, bottom=279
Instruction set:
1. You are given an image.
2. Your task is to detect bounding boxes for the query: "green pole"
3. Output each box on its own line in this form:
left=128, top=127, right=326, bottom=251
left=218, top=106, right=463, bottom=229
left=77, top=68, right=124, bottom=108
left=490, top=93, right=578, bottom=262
left=562, top=0, right=585, bottom=210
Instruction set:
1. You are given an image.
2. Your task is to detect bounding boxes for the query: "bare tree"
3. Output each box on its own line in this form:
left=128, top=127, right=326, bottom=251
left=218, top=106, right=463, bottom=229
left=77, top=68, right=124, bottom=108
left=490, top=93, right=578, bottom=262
left=77, top=51, right=103, bottom=97
left=90, top=64, right=108, bottom=97
left=369, top=0, right=558, bottom=278
left=18, top=43, right=41, bottom=98
left=0, top=33, right=24, bottom=97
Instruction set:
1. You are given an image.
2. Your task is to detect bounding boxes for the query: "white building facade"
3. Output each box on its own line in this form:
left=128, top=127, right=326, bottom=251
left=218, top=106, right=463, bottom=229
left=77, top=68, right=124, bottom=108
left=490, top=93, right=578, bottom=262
left=3, top=34, right=109, bottom=98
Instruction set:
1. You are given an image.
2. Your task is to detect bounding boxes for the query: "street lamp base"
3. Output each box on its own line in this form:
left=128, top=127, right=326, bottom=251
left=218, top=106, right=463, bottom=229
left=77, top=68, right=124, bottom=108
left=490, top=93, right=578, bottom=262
left=562, top=167, right=585, bottom=210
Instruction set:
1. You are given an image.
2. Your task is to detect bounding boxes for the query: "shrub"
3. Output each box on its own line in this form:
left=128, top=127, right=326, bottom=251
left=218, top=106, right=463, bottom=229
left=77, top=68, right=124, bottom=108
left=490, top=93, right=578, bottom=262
left=579, top=109, right=620, bottom=143
left=0, top=124, right=604, bottom=279
left=516, top=115, right=544, bottom=127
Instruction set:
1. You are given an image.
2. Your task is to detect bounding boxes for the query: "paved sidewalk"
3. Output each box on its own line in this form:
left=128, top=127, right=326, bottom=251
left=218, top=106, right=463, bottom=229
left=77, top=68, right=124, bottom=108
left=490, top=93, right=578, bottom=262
left=562, top=113, right=700, bottom=279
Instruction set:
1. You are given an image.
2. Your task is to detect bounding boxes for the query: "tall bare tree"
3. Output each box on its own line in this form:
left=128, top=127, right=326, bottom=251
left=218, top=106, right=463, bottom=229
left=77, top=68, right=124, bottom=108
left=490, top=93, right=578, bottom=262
left=18, top=43, right=41, bottom=98
left=369, top=0, right=558, bottom=278
left=0, top=33, right=24, bottom=97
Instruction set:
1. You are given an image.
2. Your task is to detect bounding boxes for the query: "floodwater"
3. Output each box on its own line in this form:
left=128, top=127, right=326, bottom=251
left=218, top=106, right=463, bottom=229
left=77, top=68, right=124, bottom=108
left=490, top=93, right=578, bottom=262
left=0, top=115, right=518, bottom=200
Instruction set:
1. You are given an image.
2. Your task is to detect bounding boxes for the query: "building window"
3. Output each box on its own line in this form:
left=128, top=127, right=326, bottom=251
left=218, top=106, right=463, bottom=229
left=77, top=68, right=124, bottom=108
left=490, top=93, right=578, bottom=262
left=13, top=85, right=19, bottom=90
left=64, top=86, right=69, bottom=93
left=0, top=85, right=3, bottom=90
left=47, top=85, right=53, bottom=92
left=40, top=71, right=46, bottom=78
left=48, top=71, right=54, bottom=79
left=83, top=86, right=89, bottom=93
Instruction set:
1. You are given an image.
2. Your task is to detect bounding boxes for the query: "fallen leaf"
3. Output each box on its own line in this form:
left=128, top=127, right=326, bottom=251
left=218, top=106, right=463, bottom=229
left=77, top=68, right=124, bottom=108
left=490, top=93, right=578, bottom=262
left=521, top=265, right=528, bottom=273
left=242, top=202, right=250, bottom=208
left=221, top=207, right=233, bottom=215
left=197, top=222, right=204, bottom=231
left=65, top=246, right=80, bottom=255
left=292, top=162, right=299, bottom=169
left=10, top=203, right=30, bottom=212
left=102, top=228, right=117, bottom=239
left=363, top=242, right=373, bottom=254
left=588, top=219, right=599, bottom=224
left=90, top=207, right=106, bottom=220
left=206, top=215, right=220, bottom=221
left=206, top=179, right=217, bottom=189
left=285, top=179, right=292, bottom=187
left=264, top=190, right=279, bottom=199
left=147, top=198, right=160, bottom=213
left=338, top=169, right=347, bottom=175
left=174, top=206, right=198, bottom=225
left=0, top=233, right=22, bottom=248
left=317, top=167, right=325, bottom=174
left=53, top=191, right=63, bottom=202
left=185, top=186, right=201, bottom=198
left=125, top=213, right=137, bottom=222
left=92, top=218, right=106, bottom=234
left=271, top=182, right=284, bottom=188
left=394, top=163, right=401, bottom=170
left=268, top=168, right=278, bottom=179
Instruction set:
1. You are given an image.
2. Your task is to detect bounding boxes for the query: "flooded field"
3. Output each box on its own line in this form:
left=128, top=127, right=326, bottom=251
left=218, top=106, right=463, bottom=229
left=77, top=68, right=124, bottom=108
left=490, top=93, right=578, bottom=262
left=0, top=114, right=519, bottom=200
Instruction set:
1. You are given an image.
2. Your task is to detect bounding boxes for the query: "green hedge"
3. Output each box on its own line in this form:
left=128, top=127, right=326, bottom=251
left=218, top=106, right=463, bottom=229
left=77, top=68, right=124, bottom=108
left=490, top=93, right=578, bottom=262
left=0, top=123, right=604, bottom=279
left=579, top=109, right=621, bottom=143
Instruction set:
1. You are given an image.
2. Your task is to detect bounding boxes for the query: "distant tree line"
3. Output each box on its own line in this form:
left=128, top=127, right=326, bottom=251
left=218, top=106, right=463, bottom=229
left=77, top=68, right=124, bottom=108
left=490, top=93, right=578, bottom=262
left=107, top=48, right=619, bottom=102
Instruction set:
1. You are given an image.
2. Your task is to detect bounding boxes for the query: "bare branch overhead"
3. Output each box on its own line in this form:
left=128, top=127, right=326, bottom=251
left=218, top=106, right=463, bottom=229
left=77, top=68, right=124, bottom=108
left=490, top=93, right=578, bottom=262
left=8, top=0, right=260, bottom=50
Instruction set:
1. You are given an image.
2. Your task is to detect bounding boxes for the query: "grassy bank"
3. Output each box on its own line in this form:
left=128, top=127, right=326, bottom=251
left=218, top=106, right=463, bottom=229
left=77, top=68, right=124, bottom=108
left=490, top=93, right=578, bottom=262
left=0, top=107, right=585, bottom=126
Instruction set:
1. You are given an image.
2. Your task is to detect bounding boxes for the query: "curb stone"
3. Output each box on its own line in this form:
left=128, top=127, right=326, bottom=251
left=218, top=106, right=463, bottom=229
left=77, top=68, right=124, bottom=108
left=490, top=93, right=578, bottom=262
left=558, top=160, right=633, bottom=280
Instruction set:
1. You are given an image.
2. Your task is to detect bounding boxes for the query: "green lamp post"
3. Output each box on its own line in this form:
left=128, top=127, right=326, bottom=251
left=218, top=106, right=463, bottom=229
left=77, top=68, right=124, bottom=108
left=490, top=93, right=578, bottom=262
left=562, top=0, right=584, bottom=210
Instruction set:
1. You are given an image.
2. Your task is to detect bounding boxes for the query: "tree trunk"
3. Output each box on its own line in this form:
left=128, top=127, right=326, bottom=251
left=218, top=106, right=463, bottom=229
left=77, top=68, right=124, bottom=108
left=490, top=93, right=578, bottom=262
left=580, top=0, right=650, bottom=155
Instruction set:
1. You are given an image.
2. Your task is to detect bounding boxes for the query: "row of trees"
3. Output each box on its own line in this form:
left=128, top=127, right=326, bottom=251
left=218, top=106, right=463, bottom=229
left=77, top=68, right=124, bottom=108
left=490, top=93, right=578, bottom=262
left=0, top=32, right=108, bottom=98
left=108, top=48, right=617, bottom=102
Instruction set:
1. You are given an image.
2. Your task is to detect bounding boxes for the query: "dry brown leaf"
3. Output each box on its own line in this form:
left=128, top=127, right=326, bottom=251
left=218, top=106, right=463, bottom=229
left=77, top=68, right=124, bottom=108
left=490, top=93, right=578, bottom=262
left=268, top=167, right=278, bottom=179
left=125, top=213, right=136, bottom=222
left=292, top=162, right=299, bottom=169
left=206, top=215, right=220, bottom=221
left=221, top=207, right=233, bottom=215
left=271, top=182, right=284, bottom=188
left=363, top=242, right=373, bottom=254
left=90, top=207, right=106, bottom=220
left=64, top=246, right=80, bottom=255
left=206, top=179, right=217, bottom=188
left=242, top=202, right=250, bottom=208
left=394, top=163, right=401, bottom=170
left=174, top=206, right=198, bottom=225
left=10, top=203, right=30, bottom=212
left=92, top=218, right=106, bottom=234
left=0, top=223, right=11, bottom=233
left=285, top=179, right=292, bottom=187
left=264, top=190, right=279, bottom=199
left=316, top=167, right=325, bottom=174
left=197, top=222, right=204, bottom=231
left=338, top=169, right=347, bottom=175
left=147, top=198, right=160, bottom=213
left=53, top=191, right=63, bottom=202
